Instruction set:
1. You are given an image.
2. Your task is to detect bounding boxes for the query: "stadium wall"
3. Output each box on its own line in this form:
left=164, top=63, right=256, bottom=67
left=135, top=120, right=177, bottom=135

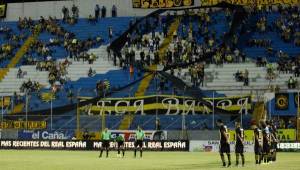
left=4, top=0, right=201, bottom=21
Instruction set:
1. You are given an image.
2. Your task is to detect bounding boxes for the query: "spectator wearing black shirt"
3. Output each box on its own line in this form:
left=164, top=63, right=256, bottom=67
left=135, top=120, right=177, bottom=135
left=235, top=122, right=245, bottom=166
left=95, top=5, right=100, bottom=20
left=101, top=6, right=106, bottom=18
left=253, top=125, right=263, bottom=164
left=112, top=5, right=117, bottom=17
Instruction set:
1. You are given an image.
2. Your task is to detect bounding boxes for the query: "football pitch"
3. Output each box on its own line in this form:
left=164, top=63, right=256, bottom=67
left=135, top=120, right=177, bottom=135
left=0, top=150, right=299, bottom=170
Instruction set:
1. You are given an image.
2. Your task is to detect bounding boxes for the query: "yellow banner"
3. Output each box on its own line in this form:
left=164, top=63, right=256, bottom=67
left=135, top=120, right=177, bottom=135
left=133, top=0, right=194, bottom=8
left=277, top=129, right=296, bottom=141
left=0, top=121, right=47, bottom=129
left=0, top=4, right=6, bottom=18
left=229, top=129, right=296, bottom=142
left=0, top=96, right=10, bottom=107
left=201, top=0, right=300, bottom=6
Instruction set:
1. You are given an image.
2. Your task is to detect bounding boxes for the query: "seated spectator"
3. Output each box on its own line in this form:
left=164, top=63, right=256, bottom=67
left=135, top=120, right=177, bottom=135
left=88, top=15, right=96, bottom=24
left=88, top=53, right=96, bottom=64
left=287, top=120, right=295, bottom=129
left=256, top=57, right=267, bottom=67
left=88, top=67, right=95, bottom=77
left=235, top=70, right=243, bottom=82
left=288, top=76, right=296, bottom=89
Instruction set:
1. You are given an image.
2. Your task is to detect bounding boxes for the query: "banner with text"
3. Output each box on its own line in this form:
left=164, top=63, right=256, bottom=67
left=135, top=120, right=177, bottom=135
left=0, top=140, right=189, bottom=151
left=228, top=129, right=295, bottom=142
left=200, top=0, right=300, bottom=6
left=84, top=95, right=251, bottom=115
left=133, top=0, right=194, bottom=8
left=190, top=140, right=254, bottom=152
left=0, top=121, right=47, bottom=129
left=76, top=130, right=167, bottom=141
left=277, top=142, right=300, bottom=152
left=18, top=130, right=75, bottom=140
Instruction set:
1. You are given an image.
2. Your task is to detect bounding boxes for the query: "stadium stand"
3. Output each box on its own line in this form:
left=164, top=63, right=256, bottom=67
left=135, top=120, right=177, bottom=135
left=0, top=2, right=298, bottom=135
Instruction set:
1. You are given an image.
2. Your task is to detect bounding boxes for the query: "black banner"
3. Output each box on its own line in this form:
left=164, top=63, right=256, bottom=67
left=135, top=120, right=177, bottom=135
left=83, top=95, right=251, bottom=115
left=275, top=93, right=289, bottom=110
left=0, top=3, right=6, bottom=18
left=133, top=0, right=194, bottom=8
left=0, top=140, right=189, bottom=151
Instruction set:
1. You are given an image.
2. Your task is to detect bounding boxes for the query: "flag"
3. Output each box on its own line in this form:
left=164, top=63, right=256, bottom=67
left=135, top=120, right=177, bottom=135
left=0, top=4, right=7, bottom=18
left=104, top=80, right=110, bottom=90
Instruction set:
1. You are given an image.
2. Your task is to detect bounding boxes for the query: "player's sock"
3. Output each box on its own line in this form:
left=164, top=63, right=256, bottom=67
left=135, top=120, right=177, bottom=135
left=122, top=150, right=125, bottom=157
left=259, top=154, right=263, bottom=164
left=255, top=155, right=258, bottom=164
left=227, top=154, right=231, bottom=167
left=140, top=150, right=143, bottom=158
left=241, top=154, right=245, bottom=166
left=118, top=149, right=120, bottom=155
left=223, top=162, right=226, bottom=167
left=134, top=149, right=137, bottom=157
left=106, top=150, right=109, bottom=158
left=273, top=152, right=277, bottom=162
left=263, top=155, right=267, bottom=163
left=99, top=150, right=103, bottom=158
left=220, top=154, right=226, bottom=167
left=236, top=154, right=239, bottom=166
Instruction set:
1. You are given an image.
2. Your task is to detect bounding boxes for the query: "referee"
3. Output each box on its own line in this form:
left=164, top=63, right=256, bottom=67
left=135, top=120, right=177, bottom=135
left=134, top=126, right=145, bottom=158
left=99, top=128, right=111, bottom=158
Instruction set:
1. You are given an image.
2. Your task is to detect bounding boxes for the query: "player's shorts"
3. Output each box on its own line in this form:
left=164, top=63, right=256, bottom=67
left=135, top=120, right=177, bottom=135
left=254, top=144, right=262, bottom=155
left=219, top=142, right=230, bottom=153
left=271, top=142, right=277, bottom=150
left=102, top=140, right=110, bottom=148
left=117, top=141, right=124, bottom=147
left=263, top=143, right=270, bottom=154
left=270, top=142, right=277, bottom=152
left=235, top=143, right=244, bottom=154
left=135, top=140, right=143, bottom=148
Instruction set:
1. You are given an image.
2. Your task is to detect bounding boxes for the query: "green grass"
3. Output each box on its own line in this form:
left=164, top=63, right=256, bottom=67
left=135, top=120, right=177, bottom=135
left=0, top=150, right=299, bottom=170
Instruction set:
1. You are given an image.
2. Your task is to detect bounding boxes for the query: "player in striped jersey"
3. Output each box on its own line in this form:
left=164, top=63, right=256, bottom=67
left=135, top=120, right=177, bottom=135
left=235, top=121, right=245, bottom=166
left=217, top=119, right=231, bottom=167
left=253, top=124, right=263, bottom=164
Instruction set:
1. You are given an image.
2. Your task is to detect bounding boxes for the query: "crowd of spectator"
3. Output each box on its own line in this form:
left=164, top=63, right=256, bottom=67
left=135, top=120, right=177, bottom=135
left=88, top=4, right=118, bottom=23
left=20, top=79, right=41, bottom=93
left=235, top=69, right=249, bottom=86
left=0, top=25, right=27, bottom=65
left=272, top=117, right=296, bottom=129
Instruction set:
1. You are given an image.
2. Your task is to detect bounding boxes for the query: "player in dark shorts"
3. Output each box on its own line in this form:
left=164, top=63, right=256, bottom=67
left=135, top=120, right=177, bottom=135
left=235, top=121, right=245, bottom=166
left=99, top=128, right=111, bottom=158
left=217, top=119, right=231, bottom=167
left=116, top=134, right=125, bottom=158
left=134, top=126, right=145, bottom=158
left=253, top=124, right=263, bottom=164
left=261, top=121, right=271, bottom=164
left=268, top=120, right=278, bottom=162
